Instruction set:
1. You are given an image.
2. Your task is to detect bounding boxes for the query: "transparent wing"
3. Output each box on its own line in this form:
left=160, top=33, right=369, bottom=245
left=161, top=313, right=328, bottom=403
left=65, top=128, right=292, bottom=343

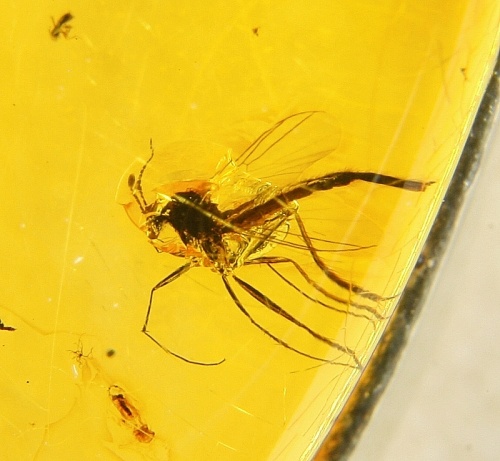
left=214, top=111, right=342, bottom=191
left=116, top=141, right=227, bottom=229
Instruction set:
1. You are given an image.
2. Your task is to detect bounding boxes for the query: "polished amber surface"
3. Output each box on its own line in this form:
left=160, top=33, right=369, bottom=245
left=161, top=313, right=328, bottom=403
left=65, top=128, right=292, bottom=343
left=0, top=1, right=498, bottom=460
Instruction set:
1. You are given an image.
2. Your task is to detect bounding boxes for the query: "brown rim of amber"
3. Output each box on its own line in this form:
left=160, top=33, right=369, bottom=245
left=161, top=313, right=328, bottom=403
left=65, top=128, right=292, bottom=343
left=313, top=53, right=500, bottom=461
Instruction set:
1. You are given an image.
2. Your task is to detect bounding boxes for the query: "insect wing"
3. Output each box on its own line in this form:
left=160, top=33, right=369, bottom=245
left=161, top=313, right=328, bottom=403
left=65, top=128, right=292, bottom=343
left=116, top=141, right=226, bottom=230
left=214, top=111, right=342, bottom=191
left=116, top=156, right=149, bottom=231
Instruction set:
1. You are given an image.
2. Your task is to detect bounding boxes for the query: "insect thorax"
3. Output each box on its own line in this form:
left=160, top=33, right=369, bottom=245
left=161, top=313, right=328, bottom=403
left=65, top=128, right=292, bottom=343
left=144, top=189, right=293, bottom=274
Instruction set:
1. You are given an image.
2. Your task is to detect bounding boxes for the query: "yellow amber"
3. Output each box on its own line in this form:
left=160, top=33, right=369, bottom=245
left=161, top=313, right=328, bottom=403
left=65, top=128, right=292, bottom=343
left=0, top=1, right=498, bottom=461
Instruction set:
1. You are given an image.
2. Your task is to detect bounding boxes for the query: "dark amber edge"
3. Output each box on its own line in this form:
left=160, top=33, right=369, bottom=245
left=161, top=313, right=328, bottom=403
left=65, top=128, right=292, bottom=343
left=313, top=53, right=500, bottom=461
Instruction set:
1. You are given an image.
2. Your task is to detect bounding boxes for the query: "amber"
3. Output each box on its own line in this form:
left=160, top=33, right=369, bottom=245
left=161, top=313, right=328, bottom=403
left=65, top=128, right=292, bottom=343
left=0, top=2, right=498, bottom=460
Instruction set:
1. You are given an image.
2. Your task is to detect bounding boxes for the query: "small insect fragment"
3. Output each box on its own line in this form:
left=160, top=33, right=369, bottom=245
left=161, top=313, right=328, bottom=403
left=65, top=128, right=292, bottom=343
left=109, top=385, right=155, bottom=443
left=68, top=339, right=92, bottom=365
left=461, top=67, right=469, bottom=81
left=50, top=12, right=74, bottom=40
left=0, top=319, right=15, bottom=331
left=252, top=26, right=260, bottom=36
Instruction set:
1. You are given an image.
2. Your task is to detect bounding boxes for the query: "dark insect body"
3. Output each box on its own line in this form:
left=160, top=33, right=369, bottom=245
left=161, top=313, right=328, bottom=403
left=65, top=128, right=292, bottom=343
left=120, top=111, right=433, bottom=367
left=50, top=12, right=74, bottom=40
left=0, top=319, right=15, bottom=331
left=109, top=385, right=155, bottom=443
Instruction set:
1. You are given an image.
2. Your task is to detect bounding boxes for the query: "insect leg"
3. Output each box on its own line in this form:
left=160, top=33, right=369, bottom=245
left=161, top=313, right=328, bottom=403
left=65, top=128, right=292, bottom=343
left=225, top=275, right=361, bottom=368
left=293, top=213, right=386, bottom=302
left=246, top=256, right=384, bottom=320
left=142, top=262, right=225, bottom=366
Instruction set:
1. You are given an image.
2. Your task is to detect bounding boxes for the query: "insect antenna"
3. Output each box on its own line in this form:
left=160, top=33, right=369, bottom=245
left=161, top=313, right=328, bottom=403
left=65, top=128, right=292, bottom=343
left=128, top=139, right=156, bottom=213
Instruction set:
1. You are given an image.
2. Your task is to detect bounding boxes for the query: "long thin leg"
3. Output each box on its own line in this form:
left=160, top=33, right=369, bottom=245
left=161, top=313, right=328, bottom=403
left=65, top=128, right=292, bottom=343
left=294, top=213, right=388, bottom=302
left=142, top=262, right=225, bottom=366
left=225, top=275, right=361, bottom=369
left=246, top=256, right=383, bottom=320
